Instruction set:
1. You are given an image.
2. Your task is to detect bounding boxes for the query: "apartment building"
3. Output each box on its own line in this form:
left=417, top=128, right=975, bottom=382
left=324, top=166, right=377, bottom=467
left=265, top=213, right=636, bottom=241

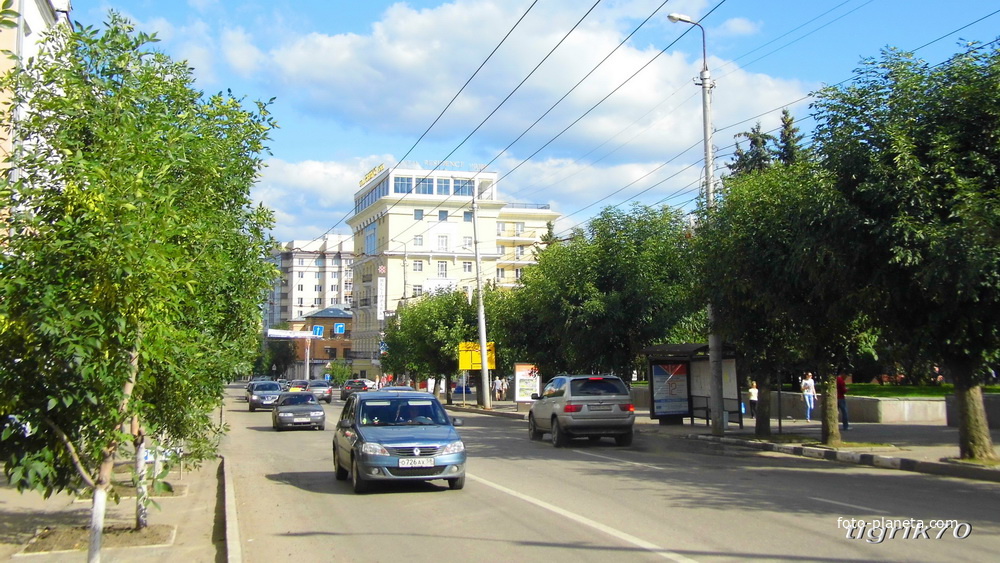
left=265, top=235, right=354, bottom=331
left=287, top=306, right=352, bottom=380
left=346, top=164, right=560, bottom=380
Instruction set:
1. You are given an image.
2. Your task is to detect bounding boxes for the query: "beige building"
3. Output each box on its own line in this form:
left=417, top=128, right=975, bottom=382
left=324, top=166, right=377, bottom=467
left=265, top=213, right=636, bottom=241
left=346, top=164, right=560, bottom=380
left=265, top=235, right=354, bottom=331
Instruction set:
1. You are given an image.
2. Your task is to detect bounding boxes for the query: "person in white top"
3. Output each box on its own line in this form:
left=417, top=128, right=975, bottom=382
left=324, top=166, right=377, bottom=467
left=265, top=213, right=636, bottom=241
left=748, top=381, right=759, bottom=418
left=801, top=372, right=817, bottom=422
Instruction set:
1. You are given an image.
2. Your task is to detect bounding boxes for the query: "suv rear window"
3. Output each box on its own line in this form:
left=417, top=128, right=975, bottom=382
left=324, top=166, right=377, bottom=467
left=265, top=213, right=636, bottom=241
left=570, top=377, right=628, bottom=396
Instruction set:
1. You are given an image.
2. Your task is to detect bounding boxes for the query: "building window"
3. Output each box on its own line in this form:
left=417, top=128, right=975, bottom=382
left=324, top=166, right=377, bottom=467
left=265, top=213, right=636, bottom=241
left=497, top=245, right=505, bottom=255
left=464, top=211, right=473, bottom=222
left=330, top=285, right=337, bottom=291
left=414, top=235, right=423, bottom=246
left=515, top=268, right=523, bottom=279
left=437, top=261, right=448, bottom=277
left=298, top=271, right=304, bottom=278
left=331, top=272, right=338, bottom=279
left=314, top=297, right=322, bottom=305
left=515, top=245, right=525, bottom=258
left=413, top=285, right=423, bottom=297
left=463, top=236, right=473, bottom=248
left=454, top=179, right=473, bottom=196
left=298, top=258, right=304, bottom=266
left=316, top=272, right=323, bottom=278
left=463, top=261, right=472, bottom=273
left=515, top=222, right=525, bottom=234
left=437, top=235, right=448, bottom=251
left=315, top=258, right=324, bottom=266
left=325, top=347, right=337, bottom=359
left=297, top=284, right=303, bottom=291
left=436, top=178, right=450, bottom=195
left=394, top=176, right=413, bottom=193
left=315, top=285, right=322, bottom=291
left=498, top=268, right=506, bottom=279
left=346, top=296, right=353, bottom=305
left=414, top=209, right=423, bottom=220
left=297, top=297, right=303, bottom=305
left=330, top=298, right=337, bottom=304
left=496, top=221, right=505, bottom=235
left=438, top=210, right=448, bottom=222
left=416, top=177, right=433, bottom=194
left=413, top=260, right=423, bottom=272
left=345, top=281, right=353, bottom=291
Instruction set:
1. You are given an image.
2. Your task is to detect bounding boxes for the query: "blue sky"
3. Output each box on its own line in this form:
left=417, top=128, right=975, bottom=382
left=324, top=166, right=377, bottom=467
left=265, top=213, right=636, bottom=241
left=68, top=1, right=1000, bottom=242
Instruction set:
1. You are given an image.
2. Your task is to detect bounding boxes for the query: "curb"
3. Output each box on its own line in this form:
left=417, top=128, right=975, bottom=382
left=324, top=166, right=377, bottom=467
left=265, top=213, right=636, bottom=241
left=689, top=434, right=1000, bottom=483
left=221, top=455, right=241, bottom=563
left=444, top=404, right=527, bottom=420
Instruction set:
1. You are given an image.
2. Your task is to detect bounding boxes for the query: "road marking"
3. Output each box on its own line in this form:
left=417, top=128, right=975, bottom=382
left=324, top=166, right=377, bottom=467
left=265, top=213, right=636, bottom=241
left=809, top=497, right=889, bottom=514
left=468, top=474, right=697, bottom=562
left=573, top=449, right=665, bottom=470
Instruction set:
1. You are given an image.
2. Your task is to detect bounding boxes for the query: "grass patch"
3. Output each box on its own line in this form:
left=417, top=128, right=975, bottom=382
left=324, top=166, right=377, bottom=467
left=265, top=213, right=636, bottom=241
left=846, top=383, right=1000, bottom=398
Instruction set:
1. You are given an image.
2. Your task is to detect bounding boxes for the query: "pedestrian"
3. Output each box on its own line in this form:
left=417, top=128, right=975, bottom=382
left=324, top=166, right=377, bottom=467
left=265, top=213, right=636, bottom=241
left=801, top=372, right=816, bottom=422
left=499, top=376, right=509, bottom=401
left=836, top=371, right=850, bottom=431
left=492, top=376, right=503, bottom=401
left=748, top=381, right=758, bottom=419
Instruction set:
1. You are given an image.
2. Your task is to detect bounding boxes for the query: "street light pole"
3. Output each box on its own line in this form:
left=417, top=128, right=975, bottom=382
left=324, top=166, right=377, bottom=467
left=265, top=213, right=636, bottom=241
left=471, top=184, right=492, bottom=409
left=669, top=12, right=725, bottom=436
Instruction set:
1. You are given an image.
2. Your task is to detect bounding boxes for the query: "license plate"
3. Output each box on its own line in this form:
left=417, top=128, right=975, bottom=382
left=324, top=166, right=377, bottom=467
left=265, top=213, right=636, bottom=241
left=293, top=417, right=309, bottom=423
left=589, top=405, right=612, bottom=411
left=398, top=457, right=434, bottom=468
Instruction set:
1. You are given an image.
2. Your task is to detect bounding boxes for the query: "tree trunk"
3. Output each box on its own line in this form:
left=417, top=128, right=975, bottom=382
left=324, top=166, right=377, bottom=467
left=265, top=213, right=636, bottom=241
left=755, top=377, right=772, bottom=438
left=445, top=374, right=453, bottom=405
left=950, top=360, right=999, bottom=460
left=132, top=417, right=148, bottom=530
left=820, top=371, right=841, bottom=446
left=88, top=452, right=116, bottom=563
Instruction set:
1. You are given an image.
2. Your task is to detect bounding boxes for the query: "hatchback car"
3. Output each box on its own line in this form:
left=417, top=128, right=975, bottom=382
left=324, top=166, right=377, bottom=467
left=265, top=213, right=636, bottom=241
left=340, top=379, right=373, bottom=400
left=528, top=375, right=635, bottom=447
left=307, top=380, right=334, bottom=403
left=332, top=391, right=466, bottom=493
left=272, top=392, right=326, bottom=431
left=248, top=381, right=283, bottom=412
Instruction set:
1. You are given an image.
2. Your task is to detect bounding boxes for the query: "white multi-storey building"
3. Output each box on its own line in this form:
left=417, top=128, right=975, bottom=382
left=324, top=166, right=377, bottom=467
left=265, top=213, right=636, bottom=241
left=264, top=235, right=354, bottom=330
left=346, top=164, right=560, bottom=380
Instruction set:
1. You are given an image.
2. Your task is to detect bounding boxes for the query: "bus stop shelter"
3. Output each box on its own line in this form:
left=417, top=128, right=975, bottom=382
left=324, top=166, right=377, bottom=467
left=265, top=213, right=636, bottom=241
left=641, top=343, right=742, bottom=428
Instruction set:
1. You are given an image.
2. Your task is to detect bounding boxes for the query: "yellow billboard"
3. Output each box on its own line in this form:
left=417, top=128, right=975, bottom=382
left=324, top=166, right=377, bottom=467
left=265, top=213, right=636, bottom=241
left=458, top=341, right=496, bottom=370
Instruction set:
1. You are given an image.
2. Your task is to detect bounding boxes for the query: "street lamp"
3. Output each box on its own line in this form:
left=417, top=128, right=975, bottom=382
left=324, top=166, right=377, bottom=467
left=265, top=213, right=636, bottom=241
left=471, top=184, right=492, bottom=409
left=669, top=12, right=725, bottom=436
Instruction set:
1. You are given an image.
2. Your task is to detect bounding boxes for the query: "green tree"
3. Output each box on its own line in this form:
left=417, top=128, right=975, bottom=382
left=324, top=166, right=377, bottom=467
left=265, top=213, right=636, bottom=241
left=0, top=13, right=277, bottom=558
left=813, top=45, right=1000, bottom=459
left=727, top=122, right=775, bottom=176
left=775, top=108, right=805, bottom=165
left=501, top=205, right=696, bottom=382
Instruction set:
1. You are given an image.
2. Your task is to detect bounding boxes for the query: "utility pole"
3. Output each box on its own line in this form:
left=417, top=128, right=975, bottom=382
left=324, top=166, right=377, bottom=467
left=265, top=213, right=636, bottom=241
left=471, top=183, right=491, bottom=408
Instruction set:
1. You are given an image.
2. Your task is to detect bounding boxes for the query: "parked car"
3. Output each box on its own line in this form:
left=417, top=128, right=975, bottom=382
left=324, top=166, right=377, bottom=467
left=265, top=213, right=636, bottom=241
left=277, top=379, right=289, bottom=391
left=380, top=386, right=415, bottom=392
left=340, top=379, right=373, bottom=400
left=287, top=380, right=309, bottom=392
left=248, top=381, right=283, bottom=412
left=307, top=380, right=334, bottom=403
left=245, top=380, right=264, bottom=402
left=272, top=392, right=326, bottom=431
left=332, top=390, right=466, bottom=493
left=528, top=375, right=635, bottom=447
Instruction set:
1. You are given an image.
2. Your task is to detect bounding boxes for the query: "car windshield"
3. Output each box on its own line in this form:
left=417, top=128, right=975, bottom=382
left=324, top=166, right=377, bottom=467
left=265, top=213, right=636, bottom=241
left=289, top=381, right=308, bottom=387
left=279, top=394, right=318, bottom=406
left=358, top=398, right=449, bottom=426
left=570, top=378, right=628, bottom=396
left=309, top=381, right=330, bottom=387
left=256, top=382, right=281, bottom=392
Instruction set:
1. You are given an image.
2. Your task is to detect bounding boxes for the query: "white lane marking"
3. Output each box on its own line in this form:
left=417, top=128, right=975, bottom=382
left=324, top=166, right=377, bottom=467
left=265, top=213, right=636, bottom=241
left=573, top=449, right=665, bottom=470
left=809, top=497, right=889, bottom=514
left=467, top=473, right=697, bottom=563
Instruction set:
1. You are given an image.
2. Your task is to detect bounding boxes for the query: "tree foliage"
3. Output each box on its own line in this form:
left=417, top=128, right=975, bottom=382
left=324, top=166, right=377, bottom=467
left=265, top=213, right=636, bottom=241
left=0, top=12, right=278, bottom=556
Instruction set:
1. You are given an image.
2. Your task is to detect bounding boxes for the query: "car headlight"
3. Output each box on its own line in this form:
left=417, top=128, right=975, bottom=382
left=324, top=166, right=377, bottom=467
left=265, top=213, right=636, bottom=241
left=360, top=442, right=390, bottom=456
left=251, top=395, right=259, bottom=400
left=441, top=441, right=465, bottom=454
left=278, top=412, right=294, bottom=417
left=310, top=411, right=324, bottom=417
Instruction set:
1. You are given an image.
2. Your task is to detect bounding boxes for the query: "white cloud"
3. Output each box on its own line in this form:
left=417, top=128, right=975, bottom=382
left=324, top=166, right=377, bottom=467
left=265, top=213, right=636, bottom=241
left=222, top=27, right=266, bottom=78
left=715, top=17, right=760, bottom=37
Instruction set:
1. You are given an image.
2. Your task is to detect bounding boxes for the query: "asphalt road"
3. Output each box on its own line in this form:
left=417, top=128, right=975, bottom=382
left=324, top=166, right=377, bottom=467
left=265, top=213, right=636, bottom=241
left=219, top=389, right=1000, bottom=562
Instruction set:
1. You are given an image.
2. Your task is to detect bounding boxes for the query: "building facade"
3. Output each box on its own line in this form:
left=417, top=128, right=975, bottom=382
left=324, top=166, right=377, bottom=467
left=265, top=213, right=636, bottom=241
left=288, top=306, right=352, bottom=380
left=346, top=164, right=560, bottom=380
left=264, top=235, right=354, bottom=331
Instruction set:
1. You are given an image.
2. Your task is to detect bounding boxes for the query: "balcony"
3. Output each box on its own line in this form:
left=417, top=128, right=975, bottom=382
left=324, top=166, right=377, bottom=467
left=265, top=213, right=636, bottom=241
left=361, top=273, right=373, bottom=283
left=496, top=229, right=538, bottom=240
left=346, top=350, right=378, bottom=360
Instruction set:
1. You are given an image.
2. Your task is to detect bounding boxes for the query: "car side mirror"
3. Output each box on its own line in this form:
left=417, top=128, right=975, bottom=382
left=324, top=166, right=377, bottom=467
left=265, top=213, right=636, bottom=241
left=451, top=417, right=463, bottom=427
left=531, top=393, right=540, bottom=400
left=337, top=419, right=352, bottom=429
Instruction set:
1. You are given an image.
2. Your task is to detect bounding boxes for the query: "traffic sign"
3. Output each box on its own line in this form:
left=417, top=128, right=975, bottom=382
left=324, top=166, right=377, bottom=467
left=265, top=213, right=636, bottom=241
left=458, top=341, right=496, bottom=370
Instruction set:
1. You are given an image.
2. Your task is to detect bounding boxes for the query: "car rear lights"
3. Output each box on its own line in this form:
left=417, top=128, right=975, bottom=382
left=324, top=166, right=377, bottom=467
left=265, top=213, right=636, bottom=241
left=563, top=403, right=583, bottom=413
left=619, top=403, right=635, bottom=412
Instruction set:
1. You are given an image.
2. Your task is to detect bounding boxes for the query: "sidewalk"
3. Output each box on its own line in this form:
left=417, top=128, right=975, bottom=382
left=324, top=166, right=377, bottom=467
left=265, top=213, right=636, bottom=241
left=446, top=400, right=1000, bottom=483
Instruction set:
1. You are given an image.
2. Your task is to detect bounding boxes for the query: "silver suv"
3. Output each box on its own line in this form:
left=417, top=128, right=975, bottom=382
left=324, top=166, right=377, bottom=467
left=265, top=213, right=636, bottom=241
left=528, top=375, right=635, bottom=447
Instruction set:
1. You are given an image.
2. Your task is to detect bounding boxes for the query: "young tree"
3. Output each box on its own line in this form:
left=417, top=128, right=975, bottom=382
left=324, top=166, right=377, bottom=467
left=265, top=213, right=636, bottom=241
left=775, top=108, right=805, bottom=165
left=727, top=122, right=775, bottom=176
left=813, top=45, right=1000, bottom=459
left=0, top=12, right=277, bottom=559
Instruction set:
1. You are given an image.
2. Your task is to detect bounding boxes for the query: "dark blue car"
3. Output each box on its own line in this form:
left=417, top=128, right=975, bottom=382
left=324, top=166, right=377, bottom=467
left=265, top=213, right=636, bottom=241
left=332, top=390, right=466, bottom=493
